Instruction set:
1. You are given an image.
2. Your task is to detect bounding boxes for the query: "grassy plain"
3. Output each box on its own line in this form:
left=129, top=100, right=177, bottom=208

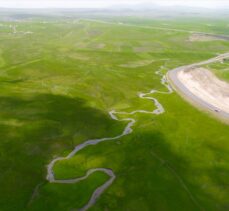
left=0, top=15, right=229, bottom=211
left=206, top=59, right=229, bottom=82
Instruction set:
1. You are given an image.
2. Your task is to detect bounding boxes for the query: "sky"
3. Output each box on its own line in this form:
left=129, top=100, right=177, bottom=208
left=0, top=0, right=229, bottom=9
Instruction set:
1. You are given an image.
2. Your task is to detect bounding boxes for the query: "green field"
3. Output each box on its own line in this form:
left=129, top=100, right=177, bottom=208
left=0, top=15, right=229, bottom=211
left=206, top=59, right=229, bottom=82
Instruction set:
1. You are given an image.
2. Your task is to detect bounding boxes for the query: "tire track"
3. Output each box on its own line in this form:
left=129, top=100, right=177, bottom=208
left=150, top=151, right=203, bottom=210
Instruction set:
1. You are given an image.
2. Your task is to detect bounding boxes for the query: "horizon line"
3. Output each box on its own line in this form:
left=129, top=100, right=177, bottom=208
left=0, top=6, right=229, bottom=10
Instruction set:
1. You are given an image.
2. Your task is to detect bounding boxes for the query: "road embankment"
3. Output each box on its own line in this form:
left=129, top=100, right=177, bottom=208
left=167, top=52, right=229, bottom=124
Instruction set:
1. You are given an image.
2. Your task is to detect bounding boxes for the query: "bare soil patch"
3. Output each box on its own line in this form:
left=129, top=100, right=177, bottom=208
left=189, top=33, right=229, bottom=42
left=88, top=43, right=106, bottom=49
left=119, top=60, right=154, bottom=68
left=178, top=67, right=229, bottom=113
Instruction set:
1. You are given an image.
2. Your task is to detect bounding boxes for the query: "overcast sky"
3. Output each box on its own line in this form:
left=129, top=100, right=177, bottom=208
left=0, top=0, right=229, bottom=9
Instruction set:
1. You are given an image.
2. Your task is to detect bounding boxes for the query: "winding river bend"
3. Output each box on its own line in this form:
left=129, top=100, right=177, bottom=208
left=46, top=64, right=173, bottom=211
left=47, top=51, right=229, bottom=210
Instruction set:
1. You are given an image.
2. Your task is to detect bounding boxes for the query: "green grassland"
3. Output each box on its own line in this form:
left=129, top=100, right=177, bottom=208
left=205, top=59, right=229, bottom=82
left=0, top=17, right=229, bottom=211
